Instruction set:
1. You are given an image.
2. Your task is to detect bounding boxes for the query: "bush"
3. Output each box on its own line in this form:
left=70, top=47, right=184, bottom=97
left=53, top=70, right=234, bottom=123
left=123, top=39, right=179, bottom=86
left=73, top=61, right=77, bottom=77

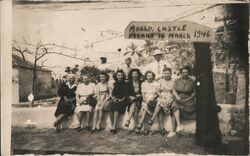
left=80, top=66, right=101, bottom=84
left=230, top=107, right=246, bottom=136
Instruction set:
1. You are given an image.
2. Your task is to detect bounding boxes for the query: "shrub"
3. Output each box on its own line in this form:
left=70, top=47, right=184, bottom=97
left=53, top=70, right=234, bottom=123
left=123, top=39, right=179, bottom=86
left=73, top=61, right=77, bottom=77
left=80, top=66, right=101, bottom=84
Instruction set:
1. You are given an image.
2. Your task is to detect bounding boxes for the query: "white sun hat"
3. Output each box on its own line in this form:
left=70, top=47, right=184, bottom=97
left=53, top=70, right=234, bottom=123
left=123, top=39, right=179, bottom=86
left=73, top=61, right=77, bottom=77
left=152, top=49, right=165, bottom=56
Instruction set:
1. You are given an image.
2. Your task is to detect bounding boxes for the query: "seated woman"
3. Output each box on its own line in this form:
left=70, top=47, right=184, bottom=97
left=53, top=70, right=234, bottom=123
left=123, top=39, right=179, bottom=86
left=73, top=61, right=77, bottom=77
left=172, top=66, right=196, bottom=133
left=148, top=67, right=174, bottom=136
left=124, top=68, right=143, bottom=129
left=75, top=74, right=96, bottom=132
left=92, top=72, right=112, bottom=133
left=135, top=70, right=159, bottom=135
left=54, top=74, right=77, bottom=133
left=110, top=70, right=131, bottom=134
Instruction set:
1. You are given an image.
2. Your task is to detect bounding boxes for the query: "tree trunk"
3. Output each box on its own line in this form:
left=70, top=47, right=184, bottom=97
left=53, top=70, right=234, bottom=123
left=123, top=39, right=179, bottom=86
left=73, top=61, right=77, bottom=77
left=232, top=58, right=237, bottom=94
left=31, top=60, right=37, bottom=107
left=194, top=43, right=222, bottom=149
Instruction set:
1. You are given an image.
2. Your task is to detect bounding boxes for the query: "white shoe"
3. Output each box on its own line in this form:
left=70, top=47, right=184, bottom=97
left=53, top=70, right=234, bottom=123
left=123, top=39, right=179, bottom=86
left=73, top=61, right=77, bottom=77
left=167, top=131, right=176, bottom=137
left=176, top=125, right=184, bottom=132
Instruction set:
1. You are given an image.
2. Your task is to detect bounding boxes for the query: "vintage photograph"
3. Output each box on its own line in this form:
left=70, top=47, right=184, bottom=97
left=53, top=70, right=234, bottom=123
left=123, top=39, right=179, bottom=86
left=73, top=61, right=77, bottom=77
left=11, top=0, right=248, bottom=155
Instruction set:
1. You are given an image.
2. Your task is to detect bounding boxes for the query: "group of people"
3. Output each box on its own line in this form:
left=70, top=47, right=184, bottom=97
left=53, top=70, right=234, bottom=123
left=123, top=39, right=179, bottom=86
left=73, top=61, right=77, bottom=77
left=54, top=57, right=196, bottom=137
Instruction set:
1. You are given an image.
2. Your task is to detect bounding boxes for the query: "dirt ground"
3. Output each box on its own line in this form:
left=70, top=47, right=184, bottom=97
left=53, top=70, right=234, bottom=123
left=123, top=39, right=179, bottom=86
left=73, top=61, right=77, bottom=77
left=11, top=127, right=248, bottom=155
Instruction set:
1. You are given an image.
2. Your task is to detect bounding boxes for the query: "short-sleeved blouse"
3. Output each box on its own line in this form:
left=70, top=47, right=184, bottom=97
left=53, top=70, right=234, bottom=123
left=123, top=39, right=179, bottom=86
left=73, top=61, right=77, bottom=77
left=141, top=81, right=159, bottom=102
left=95, top=82, right=111, bottom=103
left=76, top=83, right=95, bottom=103
left=173, top=77, right=196, bottom=119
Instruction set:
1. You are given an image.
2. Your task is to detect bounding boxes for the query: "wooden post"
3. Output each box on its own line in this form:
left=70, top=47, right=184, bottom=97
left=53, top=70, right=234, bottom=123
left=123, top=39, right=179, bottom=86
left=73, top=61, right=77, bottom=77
left=194, top=42, right=222, bottom=147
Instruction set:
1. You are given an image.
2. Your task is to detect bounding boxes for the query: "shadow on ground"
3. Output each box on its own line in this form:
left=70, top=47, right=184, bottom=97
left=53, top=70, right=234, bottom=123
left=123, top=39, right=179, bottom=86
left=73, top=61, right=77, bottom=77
left=11, top=127, right=247, bottom=155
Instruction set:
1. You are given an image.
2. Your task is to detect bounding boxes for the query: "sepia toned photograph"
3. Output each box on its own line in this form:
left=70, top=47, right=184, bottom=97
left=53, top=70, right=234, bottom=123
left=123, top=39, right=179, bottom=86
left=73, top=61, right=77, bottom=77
left=10, top=0, right=249, bottom=155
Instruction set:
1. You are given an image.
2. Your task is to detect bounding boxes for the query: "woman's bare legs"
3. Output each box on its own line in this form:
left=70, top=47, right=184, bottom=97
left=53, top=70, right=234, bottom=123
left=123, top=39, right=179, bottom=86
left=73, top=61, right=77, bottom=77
left=92, top=109, right=99, bottom=130
left=54, top=114, right=65, bottom=127
left=113, top=111, right=119, bottom=130
left=109, top=111, right=114, bottom=129
left=158, top=111, right=164, bottom=130
left=138, top=109, right=147, bottom=127
left=125, top=102, right=136, bottom=127
left=150, top=105, right=161, bottom=124
left=76, top=112, right=84, bottom=131
left=96, top=109, right=103, bottom=130
left=173, top=109, right=181, bottom=127
left=86, top=111, right=91, bottom=130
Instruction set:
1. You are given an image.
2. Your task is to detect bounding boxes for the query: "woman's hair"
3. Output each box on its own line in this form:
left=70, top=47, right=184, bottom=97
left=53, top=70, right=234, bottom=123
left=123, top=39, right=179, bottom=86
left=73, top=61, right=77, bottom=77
left=98, top=71, right=110, bottom=82
left=163, top=67, right=172, bottom=73
left=81, top=73, right=89, bottom=77
left=128, top=68, right=143, bottom=82
left=180, top=66, right=190, bottom=74
left=144, top=70, right=155, bottom=80
left=67, top=74, right=76, bottom=81
left=125, top=57, right=132, bottom=61
left=113, top=69, right=125, bottom=82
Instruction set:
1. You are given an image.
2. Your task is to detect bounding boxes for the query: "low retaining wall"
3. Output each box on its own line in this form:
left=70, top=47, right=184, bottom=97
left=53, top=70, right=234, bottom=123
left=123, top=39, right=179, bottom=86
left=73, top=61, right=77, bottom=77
left=12, top=106, right=195, bottom=133
left=12, top=104, right=240, bottom=134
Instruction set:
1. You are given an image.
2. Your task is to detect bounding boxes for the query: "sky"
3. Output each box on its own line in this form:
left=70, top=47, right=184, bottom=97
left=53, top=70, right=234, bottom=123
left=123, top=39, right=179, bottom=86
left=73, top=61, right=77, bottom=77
left=13, top=1, right=225, bottom=75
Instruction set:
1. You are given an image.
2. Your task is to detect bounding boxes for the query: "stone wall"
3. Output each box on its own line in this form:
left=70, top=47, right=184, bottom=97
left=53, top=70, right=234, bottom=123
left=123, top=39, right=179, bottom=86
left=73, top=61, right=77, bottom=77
left=12, top=104, right=243, bottom=135
left=12, top=106, right=196, bottom=133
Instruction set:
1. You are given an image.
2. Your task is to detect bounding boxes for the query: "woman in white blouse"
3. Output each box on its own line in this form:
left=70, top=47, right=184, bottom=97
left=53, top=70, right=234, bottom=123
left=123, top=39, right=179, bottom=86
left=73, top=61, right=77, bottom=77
left=135, top=70, right=159, bottom=135
left=91, top=72, right=112, bottom=133
left=75, top=74, right=96, bottom=132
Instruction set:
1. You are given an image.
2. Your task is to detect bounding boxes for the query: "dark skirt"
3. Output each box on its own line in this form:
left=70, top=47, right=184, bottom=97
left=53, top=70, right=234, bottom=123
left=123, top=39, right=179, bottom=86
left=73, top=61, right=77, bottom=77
left=173, top=96, right=196, bottom=120
left=54, top=99, right=75, bottom=117
left=127, top=97, right=142, bottom=112
left=110, top=100, right=128, bottom=114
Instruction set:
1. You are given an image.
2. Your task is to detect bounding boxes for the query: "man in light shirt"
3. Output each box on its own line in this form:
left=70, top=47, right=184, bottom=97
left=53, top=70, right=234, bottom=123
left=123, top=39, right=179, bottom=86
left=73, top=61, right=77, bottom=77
left=117, top=57, right=137, bottom=81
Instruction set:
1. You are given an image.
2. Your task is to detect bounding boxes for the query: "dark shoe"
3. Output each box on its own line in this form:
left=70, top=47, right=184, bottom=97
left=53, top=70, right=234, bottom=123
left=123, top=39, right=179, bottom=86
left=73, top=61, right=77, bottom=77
left=86, top=125, right=91, bottom=131
left=160, top=128, right=166, bottom=136
left=96, top=128, right=101, bottom=132
left=124, top=120, right=130, bottom=127
left=53, top=121, right=58, bottom=128
left=148, top=119, right=153, bottom=125
left=112, top=129, right=117, bottom=134
left=56, top=125, right=61, bottom=133
left=76, top=127, right=82, bottom=132
left=144, top=129, right=150, bottom=136
left=135, top=124, right=142, bottom=134
left=110, top=129, right=114, bottom=133
left=91, top=129, right=95, bottom=133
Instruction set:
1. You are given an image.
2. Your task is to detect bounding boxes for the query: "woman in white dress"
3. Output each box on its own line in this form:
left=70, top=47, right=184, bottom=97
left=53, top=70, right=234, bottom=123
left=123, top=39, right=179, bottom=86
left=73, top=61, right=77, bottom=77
left=75, top=74, right=96, bottom=132
left=91, top=72, right=112, bottom=133
left=135, top=70, right=159, bottom=135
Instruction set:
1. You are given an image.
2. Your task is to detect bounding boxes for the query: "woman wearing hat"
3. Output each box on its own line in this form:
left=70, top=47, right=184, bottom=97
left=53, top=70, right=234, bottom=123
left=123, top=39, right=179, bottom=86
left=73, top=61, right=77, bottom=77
left=54, top=74, right=77, bottom=133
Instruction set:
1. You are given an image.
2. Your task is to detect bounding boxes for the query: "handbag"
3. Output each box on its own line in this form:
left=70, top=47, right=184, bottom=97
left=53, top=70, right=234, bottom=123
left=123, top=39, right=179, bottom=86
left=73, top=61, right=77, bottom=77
left=102, top=100, right=112, bottom=112
left=86, top=96, right=97, bottom=108
left=147, top=99, right=157, bottom=111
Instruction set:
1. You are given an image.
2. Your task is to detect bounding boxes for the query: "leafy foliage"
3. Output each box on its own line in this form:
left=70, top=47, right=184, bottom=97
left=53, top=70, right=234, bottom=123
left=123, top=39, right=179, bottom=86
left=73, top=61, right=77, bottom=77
left=230, top=107, right=246, bottom=136
left=80, top=66, right=101, bottom=83
left=124, top=43, right=142, bottom=58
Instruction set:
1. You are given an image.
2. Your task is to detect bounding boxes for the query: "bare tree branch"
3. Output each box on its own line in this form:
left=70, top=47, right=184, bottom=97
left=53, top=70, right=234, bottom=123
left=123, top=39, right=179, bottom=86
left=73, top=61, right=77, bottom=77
left=39, top=58, right=48, bottom=69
